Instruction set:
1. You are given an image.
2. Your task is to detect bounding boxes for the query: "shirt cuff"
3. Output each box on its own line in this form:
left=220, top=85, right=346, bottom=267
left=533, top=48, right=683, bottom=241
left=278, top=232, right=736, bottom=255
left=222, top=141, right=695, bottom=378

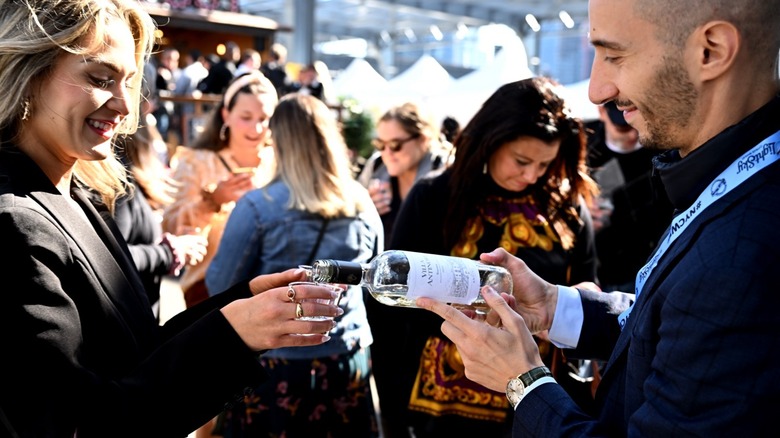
left=548, top=285, right=583, bottom=349
left=513, top=376, right=557, bottom=409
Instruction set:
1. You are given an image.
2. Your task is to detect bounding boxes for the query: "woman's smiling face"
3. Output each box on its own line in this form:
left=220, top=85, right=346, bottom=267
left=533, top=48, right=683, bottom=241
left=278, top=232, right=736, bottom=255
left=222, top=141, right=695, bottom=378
left=222, top=91, right=276, bottom=150
left=20, top=20, right=138, bottom=169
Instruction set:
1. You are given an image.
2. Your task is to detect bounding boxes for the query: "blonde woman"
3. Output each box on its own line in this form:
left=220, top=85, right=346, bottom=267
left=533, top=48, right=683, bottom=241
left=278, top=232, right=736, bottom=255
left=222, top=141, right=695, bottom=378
left=0, top=0, right=340, bottom=436
left=163, top=71, right=278, bottom=307
left=207, top=93, right=383, bottom=437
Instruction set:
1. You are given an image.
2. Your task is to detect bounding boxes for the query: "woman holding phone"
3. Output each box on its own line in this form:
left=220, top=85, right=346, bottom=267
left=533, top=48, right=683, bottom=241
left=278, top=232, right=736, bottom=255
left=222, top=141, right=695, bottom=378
left=163, top=72, right=278, bottom=308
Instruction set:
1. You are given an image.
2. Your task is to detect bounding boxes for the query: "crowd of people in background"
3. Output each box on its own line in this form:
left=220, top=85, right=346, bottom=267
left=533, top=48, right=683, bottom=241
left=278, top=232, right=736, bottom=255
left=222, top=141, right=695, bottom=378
left=4, top=0, right=779, bottom=437
left=0, top=31, right=687, bottom=438
left=144, top=40, right=332, bottom=153
left=133, top=38, right=657, bottom=435
left=0, top=1, right=343, bottom=437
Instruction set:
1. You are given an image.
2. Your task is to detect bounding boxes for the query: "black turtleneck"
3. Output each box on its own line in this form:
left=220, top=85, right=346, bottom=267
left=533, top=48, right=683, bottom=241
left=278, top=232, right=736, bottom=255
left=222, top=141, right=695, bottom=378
left=654, top=95, right=780, bottom=213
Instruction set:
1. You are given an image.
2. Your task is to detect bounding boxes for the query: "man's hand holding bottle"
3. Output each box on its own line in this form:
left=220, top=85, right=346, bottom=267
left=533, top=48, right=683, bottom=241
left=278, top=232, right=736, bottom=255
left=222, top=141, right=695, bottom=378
left=414, top=247, right=570, bottom=392
left=416, top=283, right=546, bottom=393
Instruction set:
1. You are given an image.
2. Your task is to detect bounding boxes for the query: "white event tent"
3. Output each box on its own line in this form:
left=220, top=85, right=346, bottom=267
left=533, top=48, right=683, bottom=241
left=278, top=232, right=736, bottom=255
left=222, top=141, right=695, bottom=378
left=359, top=54, right=454, bottom=114
left=332, top=39, right=598, bottom=129
left=331, top=58, right=389, bottom=101
left=386, top=54, right=454, bottom=98
left=561, top=78, right=600, bottom=122
left=426, top=37, right=533, bottom=126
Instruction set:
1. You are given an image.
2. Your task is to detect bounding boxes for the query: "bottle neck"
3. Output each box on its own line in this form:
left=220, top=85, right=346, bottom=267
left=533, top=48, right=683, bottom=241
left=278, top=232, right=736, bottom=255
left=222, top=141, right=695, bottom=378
left=313, top=260, right=367, bottom=285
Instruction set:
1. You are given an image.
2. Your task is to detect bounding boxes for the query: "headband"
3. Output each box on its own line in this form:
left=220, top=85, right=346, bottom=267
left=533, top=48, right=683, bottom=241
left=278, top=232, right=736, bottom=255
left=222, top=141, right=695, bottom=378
left=223, top=71, right=276, bottom=107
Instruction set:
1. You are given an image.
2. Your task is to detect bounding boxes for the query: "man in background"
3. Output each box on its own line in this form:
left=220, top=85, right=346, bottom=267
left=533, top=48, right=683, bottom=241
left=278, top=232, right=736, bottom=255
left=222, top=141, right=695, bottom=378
left=153, top=47, right=181, bottom=142
left=586, top=101, right=673, bottom=291
left=175, top=49, right=211, bottom=145
left=234, top=48, right=261, bottom=78
left=261, top=43, right=293, bottom=98
left=292, top=63, right=325, bottom=100
left=198, top=41, right=240, bottom=95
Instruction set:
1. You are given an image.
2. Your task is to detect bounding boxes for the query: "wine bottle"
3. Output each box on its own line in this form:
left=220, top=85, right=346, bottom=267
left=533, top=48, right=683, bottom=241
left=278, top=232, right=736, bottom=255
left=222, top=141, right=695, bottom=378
left=308, top=250, right=512, bottom=311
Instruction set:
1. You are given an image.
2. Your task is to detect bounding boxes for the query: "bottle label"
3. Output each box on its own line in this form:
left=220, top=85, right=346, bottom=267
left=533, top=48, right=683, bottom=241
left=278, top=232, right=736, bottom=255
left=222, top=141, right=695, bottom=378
left=405, top=252, right=480, bottom=304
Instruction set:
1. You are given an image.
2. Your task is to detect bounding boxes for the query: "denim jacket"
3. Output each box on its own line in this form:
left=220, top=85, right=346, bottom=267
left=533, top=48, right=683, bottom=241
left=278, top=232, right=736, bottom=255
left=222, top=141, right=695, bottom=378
left=206, top=178, right=384, bottom=359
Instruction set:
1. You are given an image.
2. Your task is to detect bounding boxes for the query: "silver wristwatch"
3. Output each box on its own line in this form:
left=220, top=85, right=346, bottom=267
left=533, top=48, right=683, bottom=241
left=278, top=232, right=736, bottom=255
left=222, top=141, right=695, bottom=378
left=506, top=365, right=553, bottom=409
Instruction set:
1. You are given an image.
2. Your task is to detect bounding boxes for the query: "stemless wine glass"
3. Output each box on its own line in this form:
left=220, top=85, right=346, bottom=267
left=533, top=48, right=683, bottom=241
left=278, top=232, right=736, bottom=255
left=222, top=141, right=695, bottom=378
left=298, top=265, right=314, bottom=281
left=289, top=281, right=344, bottom=321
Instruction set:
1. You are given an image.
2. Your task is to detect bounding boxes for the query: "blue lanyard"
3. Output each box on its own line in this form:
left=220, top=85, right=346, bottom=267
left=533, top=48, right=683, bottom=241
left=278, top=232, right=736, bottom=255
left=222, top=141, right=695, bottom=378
left=618, top=130, right=780, bottom=329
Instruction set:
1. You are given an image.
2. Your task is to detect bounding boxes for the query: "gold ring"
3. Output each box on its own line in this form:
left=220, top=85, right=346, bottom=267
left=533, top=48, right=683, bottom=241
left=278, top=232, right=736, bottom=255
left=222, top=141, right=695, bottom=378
left=287, top=286, right=296, bottom=302
left=295, top=302, right=304, bottom=319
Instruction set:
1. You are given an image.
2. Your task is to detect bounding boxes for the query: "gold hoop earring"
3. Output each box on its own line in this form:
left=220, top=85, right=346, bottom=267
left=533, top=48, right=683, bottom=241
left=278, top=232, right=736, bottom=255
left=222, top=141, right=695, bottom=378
left=219, top=124, right=229, bottom=142
left=21, top=97, right=31, bottom=121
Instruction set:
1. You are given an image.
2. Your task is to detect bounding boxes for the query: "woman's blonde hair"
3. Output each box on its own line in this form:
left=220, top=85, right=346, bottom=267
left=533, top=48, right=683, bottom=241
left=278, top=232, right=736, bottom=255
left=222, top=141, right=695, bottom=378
left=269, top=93, right=368, bottom=218
left=0, top=0, right=156, bottom=211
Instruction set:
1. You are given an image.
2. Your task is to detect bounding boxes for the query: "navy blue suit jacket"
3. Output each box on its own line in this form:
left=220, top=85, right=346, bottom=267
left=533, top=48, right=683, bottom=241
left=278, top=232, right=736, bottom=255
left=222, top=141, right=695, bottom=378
left=513, top=96, right=780, bottom=436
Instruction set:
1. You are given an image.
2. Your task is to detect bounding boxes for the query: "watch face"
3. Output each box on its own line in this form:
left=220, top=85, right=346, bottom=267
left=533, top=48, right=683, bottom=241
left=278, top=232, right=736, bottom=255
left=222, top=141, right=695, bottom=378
left=506, top=377, right=525, bottom=407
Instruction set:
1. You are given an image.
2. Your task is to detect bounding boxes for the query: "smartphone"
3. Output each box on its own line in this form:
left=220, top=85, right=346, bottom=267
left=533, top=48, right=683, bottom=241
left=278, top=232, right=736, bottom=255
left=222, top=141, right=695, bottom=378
left=232, top=167, right=255, bottom=175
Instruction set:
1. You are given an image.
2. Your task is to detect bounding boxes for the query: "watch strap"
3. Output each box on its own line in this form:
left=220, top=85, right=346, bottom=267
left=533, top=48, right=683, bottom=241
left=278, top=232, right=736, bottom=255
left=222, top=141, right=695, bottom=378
left=519, top=365, right=553, bottom=387
left=506, top=366, right=555, bottom=409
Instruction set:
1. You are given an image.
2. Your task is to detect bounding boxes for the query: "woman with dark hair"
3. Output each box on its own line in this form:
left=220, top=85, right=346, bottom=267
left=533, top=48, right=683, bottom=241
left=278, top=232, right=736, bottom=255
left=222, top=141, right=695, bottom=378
left=389, top=77, right=600, bottom=437
left=163, top=71, right=278, bottom=308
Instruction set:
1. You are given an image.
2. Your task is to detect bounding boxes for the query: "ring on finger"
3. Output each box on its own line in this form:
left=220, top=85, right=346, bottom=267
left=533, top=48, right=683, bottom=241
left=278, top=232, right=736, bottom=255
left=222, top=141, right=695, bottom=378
left=287, top=286, right=296, bottom=302
left=295, top=302, right=304, bottom=319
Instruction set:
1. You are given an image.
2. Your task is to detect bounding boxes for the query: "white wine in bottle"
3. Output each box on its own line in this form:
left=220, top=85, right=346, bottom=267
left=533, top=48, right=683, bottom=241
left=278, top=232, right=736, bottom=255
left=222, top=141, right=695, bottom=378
left=309, top=250, right=512, bottom=311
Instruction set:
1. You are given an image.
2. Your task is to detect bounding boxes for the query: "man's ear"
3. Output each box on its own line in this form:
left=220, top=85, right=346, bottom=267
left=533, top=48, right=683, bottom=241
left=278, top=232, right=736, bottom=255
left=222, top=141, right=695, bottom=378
left=694, top=21, right=740, bottom=81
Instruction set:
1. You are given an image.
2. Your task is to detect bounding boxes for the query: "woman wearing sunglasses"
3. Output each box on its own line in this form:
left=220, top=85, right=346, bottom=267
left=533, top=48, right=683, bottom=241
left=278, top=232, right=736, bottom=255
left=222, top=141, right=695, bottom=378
left=357, top=102, right=452, bottom=246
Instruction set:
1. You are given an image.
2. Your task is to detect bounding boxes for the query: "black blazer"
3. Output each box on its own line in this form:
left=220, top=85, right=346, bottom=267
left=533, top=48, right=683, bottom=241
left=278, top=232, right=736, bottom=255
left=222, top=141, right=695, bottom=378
left=0, top=148, right=266, bottom=437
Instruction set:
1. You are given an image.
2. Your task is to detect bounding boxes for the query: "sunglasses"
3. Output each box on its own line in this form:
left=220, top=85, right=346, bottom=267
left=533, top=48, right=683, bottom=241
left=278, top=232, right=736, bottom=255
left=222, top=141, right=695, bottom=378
left=371, top=133, right=420, bottom=152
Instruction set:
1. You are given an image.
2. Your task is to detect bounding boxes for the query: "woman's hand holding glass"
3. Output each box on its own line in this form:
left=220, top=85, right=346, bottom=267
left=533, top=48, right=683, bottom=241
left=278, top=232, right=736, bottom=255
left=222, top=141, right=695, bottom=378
left=288, top=281, right=344, bottom=323
left=368, top=178, right=392, bottom=215
left=220, top=269, right=344, bottom=351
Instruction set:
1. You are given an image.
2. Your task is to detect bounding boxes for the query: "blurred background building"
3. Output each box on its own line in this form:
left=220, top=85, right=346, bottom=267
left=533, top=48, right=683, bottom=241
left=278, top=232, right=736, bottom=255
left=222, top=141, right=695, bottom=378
left=236, top=0, right=591, bottom=83
left=143, top=0, right=591, bottom=81
left=142, top=0, right=597, bottom=149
